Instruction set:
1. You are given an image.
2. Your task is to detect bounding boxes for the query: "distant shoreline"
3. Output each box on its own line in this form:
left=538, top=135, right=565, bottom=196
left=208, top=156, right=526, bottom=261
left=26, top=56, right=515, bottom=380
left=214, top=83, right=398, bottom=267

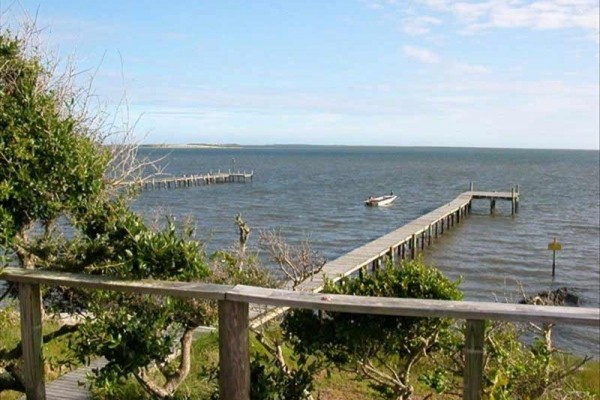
left=139, top=144, right=242, bottom=149
left=137, top=143, right=599, bottom=152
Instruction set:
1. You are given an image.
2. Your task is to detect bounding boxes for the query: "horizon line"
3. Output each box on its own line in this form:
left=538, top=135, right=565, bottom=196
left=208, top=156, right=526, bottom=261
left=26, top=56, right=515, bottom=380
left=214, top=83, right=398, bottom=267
left=134, top=143, right=600, bottom=152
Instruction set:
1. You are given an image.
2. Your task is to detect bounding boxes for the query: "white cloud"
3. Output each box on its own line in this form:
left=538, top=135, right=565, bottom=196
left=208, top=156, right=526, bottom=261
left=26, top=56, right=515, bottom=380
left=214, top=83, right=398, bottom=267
left=402, top=15, right=442, bottom=35
left=433, top=0, right=599, bottom=34
left=427, top=95, right=485, bottom=105
left=452, top=62, right=490, bottom=74
left=403, top=45, right=441, bottom=63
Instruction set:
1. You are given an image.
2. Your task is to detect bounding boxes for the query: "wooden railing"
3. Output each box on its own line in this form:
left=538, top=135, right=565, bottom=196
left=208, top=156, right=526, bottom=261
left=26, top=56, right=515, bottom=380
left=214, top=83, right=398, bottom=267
left=1, top=267, right=598, bottom=400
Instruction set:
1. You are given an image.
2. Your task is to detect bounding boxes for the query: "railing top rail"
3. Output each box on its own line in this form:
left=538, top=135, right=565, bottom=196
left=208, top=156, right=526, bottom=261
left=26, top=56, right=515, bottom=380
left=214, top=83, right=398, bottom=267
left=228, top=285, right=599, bottom=326
left=2, top=268, right=598, bottom=326
left=0, top=267, right=231, bottom=300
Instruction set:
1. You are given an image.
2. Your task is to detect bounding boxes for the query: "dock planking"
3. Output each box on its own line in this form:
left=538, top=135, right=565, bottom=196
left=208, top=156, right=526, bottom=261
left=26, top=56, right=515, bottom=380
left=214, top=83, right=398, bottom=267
left=19, top=358, right=107, bottom=400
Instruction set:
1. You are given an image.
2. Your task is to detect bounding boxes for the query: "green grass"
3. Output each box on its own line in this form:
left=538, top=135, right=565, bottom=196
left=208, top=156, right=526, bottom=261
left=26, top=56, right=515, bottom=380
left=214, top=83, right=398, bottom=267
left=0, top=307, right=82, bottom=400
left=559, top=357, right=600, bottom=397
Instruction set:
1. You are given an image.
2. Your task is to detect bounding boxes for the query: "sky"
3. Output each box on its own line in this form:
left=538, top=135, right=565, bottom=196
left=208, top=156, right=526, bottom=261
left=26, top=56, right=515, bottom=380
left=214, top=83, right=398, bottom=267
left=1, top=1, right=599, bottom=149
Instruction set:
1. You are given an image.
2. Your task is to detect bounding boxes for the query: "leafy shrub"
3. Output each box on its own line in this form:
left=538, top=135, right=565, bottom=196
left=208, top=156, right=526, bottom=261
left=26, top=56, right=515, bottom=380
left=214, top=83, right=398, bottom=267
left=283, top=257, right=463, bottom=400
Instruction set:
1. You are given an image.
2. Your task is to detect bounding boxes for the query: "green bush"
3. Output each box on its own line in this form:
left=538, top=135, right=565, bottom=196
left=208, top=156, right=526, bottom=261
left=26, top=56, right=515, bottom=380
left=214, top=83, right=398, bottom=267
left=283, top=257, right=463, bottom=400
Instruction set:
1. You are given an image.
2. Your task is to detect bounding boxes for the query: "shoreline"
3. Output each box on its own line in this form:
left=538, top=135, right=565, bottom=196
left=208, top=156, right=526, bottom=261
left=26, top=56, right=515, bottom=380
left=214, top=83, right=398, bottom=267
left=139, top=144, right=242, bottom=149
left=137, top=143, right=600, bottom=152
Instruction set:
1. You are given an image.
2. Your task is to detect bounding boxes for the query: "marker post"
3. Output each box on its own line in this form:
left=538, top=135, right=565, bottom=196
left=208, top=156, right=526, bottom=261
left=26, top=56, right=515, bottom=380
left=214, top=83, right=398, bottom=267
left=547, top=238, right=562, bottom=278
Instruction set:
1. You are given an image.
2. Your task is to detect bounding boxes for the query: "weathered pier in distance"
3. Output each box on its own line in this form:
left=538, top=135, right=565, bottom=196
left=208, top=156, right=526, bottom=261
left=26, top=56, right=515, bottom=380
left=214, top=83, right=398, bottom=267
left=120, top=170, right=254, bottom=190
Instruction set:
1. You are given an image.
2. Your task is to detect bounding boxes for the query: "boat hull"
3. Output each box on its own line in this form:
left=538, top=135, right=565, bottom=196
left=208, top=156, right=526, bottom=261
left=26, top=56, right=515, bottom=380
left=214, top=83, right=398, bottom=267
left=365, top=195, right=397, bottom=207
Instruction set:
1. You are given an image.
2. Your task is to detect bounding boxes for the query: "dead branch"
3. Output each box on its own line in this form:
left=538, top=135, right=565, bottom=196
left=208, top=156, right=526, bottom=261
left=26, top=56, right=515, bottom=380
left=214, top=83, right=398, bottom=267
left=258, top=229, right=326, bottom=289
left=252, top=329, right=290, bottom=375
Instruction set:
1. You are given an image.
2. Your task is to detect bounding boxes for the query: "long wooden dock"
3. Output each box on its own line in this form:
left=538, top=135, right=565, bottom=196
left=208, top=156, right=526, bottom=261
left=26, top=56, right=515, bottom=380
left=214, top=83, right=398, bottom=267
left=251, top=184, right=520, bottom=326
left=120, top=170, right=254, bottom=190
left=299, top=186, right=519, bottom=291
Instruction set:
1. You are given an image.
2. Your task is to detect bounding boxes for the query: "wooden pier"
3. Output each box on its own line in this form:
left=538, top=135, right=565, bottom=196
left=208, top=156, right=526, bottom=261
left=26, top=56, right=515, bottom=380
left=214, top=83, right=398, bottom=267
left=252, top=184, right=520, bottom=326
left=300, top=184, right=519, bottom=291
left=120, top=170, right=254, bottom=190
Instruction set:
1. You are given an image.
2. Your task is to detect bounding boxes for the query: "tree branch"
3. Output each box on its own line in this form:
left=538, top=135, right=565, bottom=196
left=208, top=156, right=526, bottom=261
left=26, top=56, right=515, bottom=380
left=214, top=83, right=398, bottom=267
left=134, top=369, right=170, bottom=399
left=0, top=364, right=25, bottom=393
left=164, top=328, right=194, bottom=393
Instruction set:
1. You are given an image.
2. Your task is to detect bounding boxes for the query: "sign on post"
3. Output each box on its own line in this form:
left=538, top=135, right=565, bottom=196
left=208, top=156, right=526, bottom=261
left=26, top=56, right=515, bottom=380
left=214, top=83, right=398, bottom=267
left=547, top=240, right=562, bottom=251
left=547, top=238, right=562, bottom=277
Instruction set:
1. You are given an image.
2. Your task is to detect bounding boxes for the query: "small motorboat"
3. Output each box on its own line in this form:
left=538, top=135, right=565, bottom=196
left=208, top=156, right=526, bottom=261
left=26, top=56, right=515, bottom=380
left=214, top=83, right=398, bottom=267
left=365, top=194, right=397, bottom=207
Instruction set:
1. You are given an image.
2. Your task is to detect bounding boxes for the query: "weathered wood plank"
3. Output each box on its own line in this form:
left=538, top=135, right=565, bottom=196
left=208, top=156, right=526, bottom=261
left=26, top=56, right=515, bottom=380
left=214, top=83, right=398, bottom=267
left=2, top=268, right=231, bottom=300
left=19, top=358, right=108, bottom=400
left=119, top=171, right=254, bottom=191
left=226, top=285, right=599, bottom=326
left=19, top=283, right=45, bottom=400
left=219, top=300, right=250, bottom=400
left=463, top=320, right=485, bottom=400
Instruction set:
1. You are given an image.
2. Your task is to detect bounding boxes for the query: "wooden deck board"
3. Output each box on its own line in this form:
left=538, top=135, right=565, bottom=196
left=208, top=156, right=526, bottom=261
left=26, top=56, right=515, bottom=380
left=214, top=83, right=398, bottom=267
left=20, top=358, right=107, bottom=400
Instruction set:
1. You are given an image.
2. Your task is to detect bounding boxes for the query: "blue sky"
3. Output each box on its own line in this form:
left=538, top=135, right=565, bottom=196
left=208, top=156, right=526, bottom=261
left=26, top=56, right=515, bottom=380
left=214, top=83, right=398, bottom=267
left=2, top=1, right=599, bottom=149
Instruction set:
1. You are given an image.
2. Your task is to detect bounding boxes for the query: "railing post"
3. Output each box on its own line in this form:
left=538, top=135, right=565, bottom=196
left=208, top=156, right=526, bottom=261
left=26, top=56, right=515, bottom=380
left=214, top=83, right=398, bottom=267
left=463, top=319, right=485, bottom=400
left=219, top=300, right=250, bottom=400
left=18, top=283, right=46, bottom=400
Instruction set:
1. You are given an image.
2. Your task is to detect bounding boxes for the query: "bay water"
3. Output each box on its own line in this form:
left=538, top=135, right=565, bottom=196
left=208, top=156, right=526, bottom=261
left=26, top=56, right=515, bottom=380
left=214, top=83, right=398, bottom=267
left=133, top=146, right=599, bottom=357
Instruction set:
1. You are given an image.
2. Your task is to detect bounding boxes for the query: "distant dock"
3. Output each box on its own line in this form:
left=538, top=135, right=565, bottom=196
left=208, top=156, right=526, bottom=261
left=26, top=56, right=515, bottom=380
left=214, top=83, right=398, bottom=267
left=120, top=170, right=254, bottom=190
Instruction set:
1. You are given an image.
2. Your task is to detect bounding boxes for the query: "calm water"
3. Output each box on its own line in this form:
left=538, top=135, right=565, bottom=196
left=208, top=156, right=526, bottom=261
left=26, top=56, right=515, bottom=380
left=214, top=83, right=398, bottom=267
left=133, top=146, right=600, bottom=356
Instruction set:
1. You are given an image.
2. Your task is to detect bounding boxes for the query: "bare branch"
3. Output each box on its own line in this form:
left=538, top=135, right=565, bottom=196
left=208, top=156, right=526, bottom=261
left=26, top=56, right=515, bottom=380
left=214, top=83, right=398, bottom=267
left=258, top=229, right=326, bottom=289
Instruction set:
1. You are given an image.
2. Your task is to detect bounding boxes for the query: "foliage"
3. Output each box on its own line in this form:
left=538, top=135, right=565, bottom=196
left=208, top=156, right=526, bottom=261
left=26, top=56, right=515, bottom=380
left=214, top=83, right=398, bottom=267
left=246, top=352, right=319, bottom=400
left=0, top=28, right=114, bottom=393
left=209, top=249, right=278, bottom=288
left=0, top=27, right=219, bottom=398
left=283, top=257, right=463, bottom=400
left=0, top=33, right=109, bottom=253
left=200, top=329, right=320, bottom=400
left=419, top=319, right=596, bottom=399
left=483, top=322, right=594, bottom=400
left=0, top=307, right=80, bottom=398
left=64, top=206, right=280, bottom=398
